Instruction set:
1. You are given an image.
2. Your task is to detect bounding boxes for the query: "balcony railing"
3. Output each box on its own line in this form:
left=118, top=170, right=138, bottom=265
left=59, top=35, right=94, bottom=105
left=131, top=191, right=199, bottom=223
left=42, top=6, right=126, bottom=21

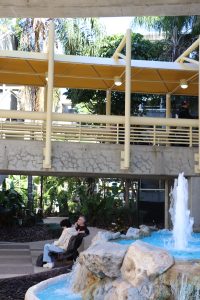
left=0, top=110, right=198, bottom=147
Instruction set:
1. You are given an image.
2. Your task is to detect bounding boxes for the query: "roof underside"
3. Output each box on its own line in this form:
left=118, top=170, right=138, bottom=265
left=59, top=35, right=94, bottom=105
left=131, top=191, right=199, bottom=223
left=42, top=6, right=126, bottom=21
left=0, top=50, right=199, bottom=96
left=0, top=0, right=200, bottom=18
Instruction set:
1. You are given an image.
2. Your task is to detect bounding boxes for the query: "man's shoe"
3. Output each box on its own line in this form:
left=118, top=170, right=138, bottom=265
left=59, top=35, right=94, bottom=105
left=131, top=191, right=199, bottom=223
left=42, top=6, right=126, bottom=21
left=43, top=262, right=54, bottom=269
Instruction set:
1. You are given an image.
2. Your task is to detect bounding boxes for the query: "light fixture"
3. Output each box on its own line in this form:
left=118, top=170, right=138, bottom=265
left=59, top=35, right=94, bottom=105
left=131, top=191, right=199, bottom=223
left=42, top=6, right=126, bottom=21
left=114, top=76, right=122, bottom=86
left=180, top=79, right=188, bottom=89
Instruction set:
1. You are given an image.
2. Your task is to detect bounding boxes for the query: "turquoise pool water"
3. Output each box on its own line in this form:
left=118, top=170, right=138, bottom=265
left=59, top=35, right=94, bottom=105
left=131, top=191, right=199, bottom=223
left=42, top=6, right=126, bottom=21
left=115, top=230, right=200, bottom=260
left=36, top=275, right=82, bottom=300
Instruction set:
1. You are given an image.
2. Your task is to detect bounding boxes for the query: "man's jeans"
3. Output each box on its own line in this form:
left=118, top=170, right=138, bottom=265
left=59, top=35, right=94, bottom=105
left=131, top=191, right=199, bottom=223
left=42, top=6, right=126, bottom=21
left=43, top=243, right=65, bottom=263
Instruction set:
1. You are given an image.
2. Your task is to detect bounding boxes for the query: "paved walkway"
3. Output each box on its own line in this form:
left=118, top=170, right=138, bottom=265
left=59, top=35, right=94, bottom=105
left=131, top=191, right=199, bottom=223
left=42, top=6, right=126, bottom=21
left=0, top=224, right=105, bottom=279
left=0, top=240, right=53, bottom=279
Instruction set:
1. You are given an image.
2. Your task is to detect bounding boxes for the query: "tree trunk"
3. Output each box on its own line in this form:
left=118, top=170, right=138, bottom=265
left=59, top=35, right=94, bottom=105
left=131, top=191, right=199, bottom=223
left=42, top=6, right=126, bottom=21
left=85, top=177, right=96, bottom=196
left=39, top=176, right=43, bottom=211
left=124, top=179, right=130, bottom=207
left=27, top=175, right=33, bottom=212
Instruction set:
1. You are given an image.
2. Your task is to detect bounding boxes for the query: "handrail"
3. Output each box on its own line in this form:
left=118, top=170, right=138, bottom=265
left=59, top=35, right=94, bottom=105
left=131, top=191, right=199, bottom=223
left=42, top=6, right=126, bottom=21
left=0, top=120, right=198, bottom=148
left=0, top=109, right=198, bottom=128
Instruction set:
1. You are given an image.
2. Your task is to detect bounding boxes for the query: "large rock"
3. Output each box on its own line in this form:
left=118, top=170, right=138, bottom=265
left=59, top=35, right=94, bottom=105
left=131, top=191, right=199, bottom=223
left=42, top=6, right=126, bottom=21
left=121, top=240, right=174, bottom=286
left=111, top=279, right=145, bottom=300
left=71, top=263, right=98, bottom=293
left=83, top=277, right=170, bottom=300
left=86, top=278, right=113, bottom=300
left=126, top=227, right=140, bottom=239
left=84, top=278, right=146, bottom=300
left=139, top=225, right=151, bottom=237
left=92, top=231, right=121, bottom=245
left=79, top=241, right=128, bottom=278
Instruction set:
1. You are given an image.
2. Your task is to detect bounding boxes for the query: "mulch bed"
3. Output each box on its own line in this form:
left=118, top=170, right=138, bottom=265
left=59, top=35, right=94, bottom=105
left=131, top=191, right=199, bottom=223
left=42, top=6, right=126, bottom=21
left=0, top=265, right=72, bottom=300
left=0, top=224, right=61, bottom=243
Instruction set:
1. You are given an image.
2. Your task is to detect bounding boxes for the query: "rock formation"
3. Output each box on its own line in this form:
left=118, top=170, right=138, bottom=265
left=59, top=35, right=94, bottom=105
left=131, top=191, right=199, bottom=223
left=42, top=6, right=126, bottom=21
left=71, top=228, right=174, bottom=300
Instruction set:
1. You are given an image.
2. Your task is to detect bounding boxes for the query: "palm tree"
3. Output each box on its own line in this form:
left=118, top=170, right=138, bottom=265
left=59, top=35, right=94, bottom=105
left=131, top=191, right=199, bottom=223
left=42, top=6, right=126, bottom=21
left=56, top=18, right=105, bottom=56
left=16, top=18, right=49, bottom=112
left=132, top=16, right=200, bottom=61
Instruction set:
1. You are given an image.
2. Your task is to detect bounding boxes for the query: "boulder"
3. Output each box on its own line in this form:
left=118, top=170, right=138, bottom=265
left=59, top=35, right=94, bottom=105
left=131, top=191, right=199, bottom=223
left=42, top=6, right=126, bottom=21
left=85, top=277, right=170, bottom=300
left=86, top=278, right=113, bottom=300
left=121, top=240, right=174, bottom=286
left=71, top=263, right=98, bottom=293
left=92, top=231, right=120, bottom=245
left=126, top=227, right=140, bottom=239
left=84, top=278, right=146, bottom=300
left=112, top=232, right=121, bottom=239
left=79, top=241, right=128, bottom=278
left=112, top=279, right=145, bottom=300
left=139, top=225, right=151, bottom=237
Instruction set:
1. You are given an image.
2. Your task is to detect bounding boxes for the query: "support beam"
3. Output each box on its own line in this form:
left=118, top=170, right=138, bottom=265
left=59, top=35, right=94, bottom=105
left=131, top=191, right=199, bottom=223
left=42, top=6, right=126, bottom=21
left=175, top=37, right=200, bottom=62
left=165, top=179, right=169, bottom=229
left=43, top=21, right=54, bottom=169
left=181, top=57, right=199, bottom=65
left=166, top=93, right=171, bottom=146
left=123, top=28, right=132, bottom=169
left=106, top=89, right=111, bottom=115
left=166, top=93, right=171, bottom=118
left=44, top=85, right=47, bottom=112
left=113, top=34, right=127, bottom=60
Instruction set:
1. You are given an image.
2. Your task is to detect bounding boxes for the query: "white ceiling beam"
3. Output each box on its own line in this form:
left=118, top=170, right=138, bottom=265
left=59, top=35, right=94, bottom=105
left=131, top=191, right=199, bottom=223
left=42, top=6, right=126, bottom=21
left=0, top=1, right=200, bottom=18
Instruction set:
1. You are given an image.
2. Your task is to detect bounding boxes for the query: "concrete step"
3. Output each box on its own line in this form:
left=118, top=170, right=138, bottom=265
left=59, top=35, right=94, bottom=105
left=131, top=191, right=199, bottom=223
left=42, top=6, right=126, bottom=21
left=0, top=274, right=21, bottom=279
left=0, top=244, right=29, bottom=249
left=0, top=256, right=32, bottom=264
left=0, top=265, right=34, bottom=274
left=0, top=250, right=30, bottom=255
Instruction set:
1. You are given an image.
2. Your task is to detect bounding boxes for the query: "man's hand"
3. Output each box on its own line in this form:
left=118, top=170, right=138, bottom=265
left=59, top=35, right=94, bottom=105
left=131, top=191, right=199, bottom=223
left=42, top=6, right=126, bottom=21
left=78, top=230, right=85, bottom=234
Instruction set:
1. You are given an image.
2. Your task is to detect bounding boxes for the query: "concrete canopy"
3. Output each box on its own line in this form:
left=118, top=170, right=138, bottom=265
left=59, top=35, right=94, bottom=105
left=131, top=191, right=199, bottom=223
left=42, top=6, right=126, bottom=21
left=0, top=49, right=198, bottom=96
left=0, top=0, right=200, bottom=18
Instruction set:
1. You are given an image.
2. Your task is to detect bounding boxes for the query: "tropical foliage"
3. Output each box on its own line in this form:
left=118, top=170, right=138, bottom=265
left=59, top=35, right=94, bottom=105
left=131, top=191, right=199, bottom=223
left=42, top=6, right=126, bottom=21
left=132, top=16, right=200, bottom=61
left=67, top=32, right=167, bottom=115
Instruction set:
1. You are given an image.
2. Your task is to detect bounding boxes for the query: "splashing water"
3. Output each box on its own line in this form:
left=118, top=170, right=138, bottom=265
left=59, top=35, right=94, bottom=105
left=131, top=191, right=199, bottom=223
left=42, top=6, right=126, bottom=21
left=171, top=274, right=200, bottom=300
left=169, top=173, right=194, bottom=250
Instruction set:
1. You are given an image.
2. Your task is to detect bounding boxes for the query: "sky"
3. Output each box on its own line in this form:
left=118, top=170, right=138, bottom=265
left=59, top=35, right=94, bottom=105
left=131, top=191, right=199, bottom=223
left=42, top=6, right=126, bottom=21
left=100, top=17, right=149, bottom=36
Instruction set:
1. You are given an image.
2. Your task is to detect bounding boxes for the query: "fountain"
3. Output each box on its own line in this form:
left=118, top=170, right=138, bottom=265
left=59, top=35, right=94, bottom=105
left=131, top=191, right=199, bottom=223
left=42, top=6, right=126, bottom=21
left=169, top=172, right=194, bottom=250
left=25, top=173, right=200, bottom=300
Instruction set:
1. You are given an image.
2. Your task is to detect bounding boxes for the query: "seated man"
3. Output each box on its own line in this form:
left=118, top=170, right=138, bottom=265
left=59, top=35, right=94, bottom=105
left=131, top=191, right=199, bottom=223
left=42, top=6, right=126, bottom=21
left=43, top=218, right=77, bottom=269
left=75, top=215, right=90, bottom=237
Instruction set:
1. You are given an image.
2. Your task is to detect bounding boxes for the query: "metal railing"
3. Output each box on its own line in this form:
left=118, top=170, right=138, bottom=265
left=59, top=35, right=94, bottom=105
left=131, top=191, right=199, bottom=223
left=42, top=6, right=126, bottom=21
left=0, top=113, right=198, bottom=147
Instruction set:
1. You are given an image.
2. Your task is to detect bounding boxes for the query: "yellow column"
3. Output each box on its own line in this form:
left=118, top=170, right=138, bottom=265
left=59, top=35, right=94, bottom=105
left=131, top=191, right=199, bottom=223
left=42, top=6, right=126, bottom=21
left=106, top=89, right=111, bottom=115
left=43, top=21, right=54, bottom=169
left=166, top=93, right=171, bottom=146
left=166, top=93, right=171, bottom=118
left=123, top=29, right=132, bottom=169
left=44, top=85, right=47, bottom=112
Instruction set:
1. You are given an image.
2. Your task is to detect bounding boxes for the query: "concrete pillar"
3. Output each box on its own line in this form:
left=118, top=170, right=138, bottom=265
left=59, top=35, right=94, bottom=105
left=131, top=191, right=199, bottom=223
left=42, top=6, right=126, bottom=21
left=166, top=93, right=171, bottom=118
left=123, top=28, right=131, bottom=169
left=43, top=21, right=54, bottom=169
left=188, top=177, right=200, bottom=230
left=44, top=85, right=47, bottom=112
left=106, top=89, right=111, bottom=115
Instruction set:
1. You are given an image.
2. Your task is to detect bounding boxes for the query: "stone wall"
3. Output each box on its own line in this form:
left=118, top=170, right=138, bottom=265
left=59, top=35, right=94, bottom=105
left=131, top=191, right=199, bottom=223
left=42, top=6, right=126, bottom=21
left=0, top=140, right=198, bottom=177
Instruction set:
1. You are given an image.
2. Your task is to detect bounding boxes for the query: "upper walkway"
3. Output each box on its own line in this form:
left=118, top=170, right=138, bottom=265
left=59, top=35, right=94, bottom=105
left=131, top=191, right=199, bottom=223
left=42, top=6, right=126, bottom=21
left=0, top=136, right=197, bottom=177
left=0, top=112, right=198, bottom=177
left=0, top=31, right=199, bottom=174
